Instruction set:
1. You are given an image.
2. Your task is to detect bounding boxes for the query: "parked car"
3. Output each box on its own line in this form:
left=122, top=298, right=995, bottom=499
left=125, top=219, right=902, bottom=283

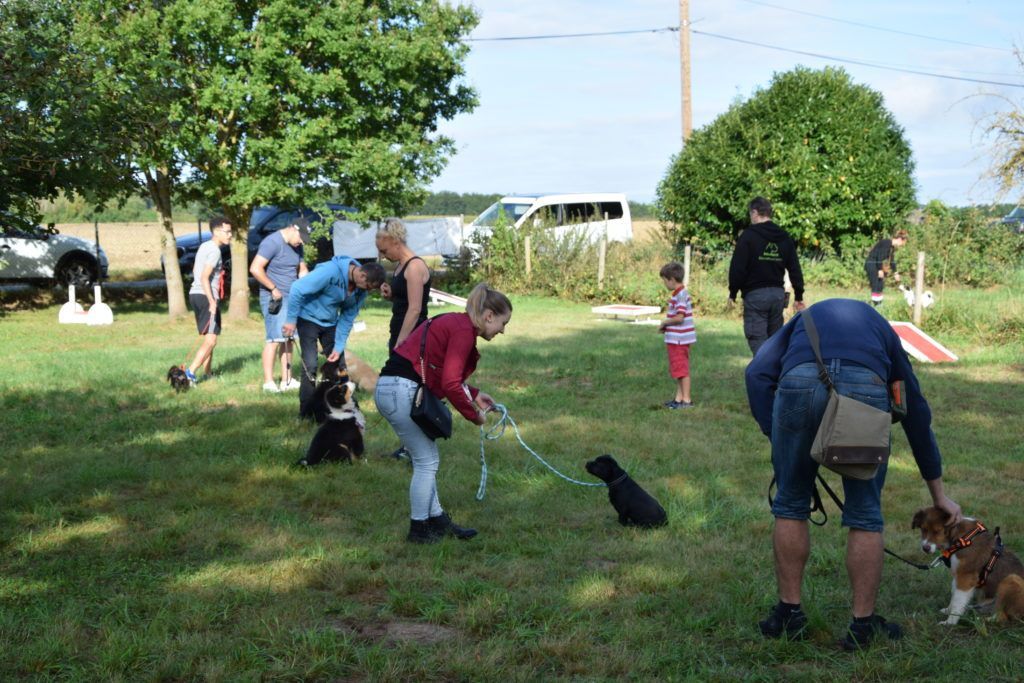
left=1000, top=206, right=1024, bottom=234
left=0, top=213, right=109, bottom=287
left=161, top=204, right=356, bottom=276
left=465, top=192, right=633, bottom=249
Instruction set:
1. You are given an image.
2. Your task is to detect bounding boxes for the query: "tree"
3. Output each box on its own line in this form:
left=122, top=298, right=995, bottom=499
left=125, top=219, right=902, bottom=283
left=657, top=66, right=916, bottom=253
left=78, top=0, right=478, bottom=320
left=0, top=0, right=131, bottom=224
left=983, top=51, right=1024, bottom=198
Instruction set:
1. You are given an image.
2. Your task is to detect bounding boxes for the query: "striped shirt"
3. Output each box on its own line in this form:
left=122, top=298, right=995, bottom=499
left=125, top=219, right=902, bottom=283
left=664, top=286, right=696, bottom=345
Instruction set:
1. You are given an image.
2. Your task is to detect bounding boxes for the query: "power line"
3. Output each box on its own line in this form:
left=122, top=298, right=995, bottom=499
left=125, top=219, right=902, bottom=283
left=736, top=0, right=1013, bottom=54
left=466, top=26, right=678, bottom=42
left=467, top=24, right=1024, bottom=87
left=693, top=29, right=1024, bottom=88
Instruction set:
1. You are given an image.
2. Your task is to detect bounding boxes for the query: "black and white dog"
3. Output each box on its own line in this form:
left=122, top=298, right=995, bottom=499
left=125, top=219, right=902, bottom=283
left=296, top=371, right=366, bottom=467
left=585, top=454, right=668, bottom=528
left=301, top=360, right=346, bottom=423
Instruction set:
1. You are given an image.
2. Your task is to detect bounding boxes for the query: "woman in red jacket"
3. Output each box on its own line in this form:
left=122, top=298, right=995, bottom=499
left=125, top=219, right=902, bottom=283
left=375, top=283, right=512, bottom=543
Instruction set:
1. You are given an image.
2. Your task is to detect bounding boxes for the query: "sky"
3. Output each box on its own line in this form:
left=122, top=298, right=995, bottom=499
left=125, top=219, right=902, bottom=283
left=427, top=0, right=1024, bottom=207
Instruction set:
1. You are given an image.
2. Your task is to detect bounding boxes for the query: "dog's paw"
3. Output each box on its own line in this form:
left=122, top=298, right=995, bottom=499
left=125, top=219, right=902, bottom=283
left=939, top=616, right=961, bottom=626
left=939, top=607, right=950, bottom=615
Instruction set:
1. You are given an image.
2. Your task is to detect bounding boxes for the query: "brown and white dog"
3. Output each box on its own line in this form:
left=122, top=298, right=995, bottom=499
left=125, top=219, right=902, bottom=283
left=912, top=506, right=1024, bottom=624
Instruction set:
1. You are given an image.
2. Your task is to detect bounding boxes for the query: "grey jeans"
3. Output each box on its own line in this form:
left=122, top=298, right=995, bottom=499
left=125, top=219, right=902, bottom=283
left=743, top=287, right=787, bottom=355
left=375, top=375, right=444, bottom=520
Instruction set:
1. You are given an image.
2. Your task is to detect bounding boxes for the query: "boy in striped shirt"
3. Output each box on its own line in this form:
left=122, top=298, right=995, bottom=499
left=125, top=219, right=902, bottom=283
left=658, top=262, right=696, bottom=409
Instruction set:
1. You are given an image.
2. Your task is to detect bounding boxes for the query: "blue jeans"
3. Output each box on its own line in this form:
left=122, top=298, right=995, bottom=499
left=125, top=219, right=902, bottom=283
left=770, top=361, right=890, bottom=531
left=743, top=287, right=786, bottom=355
left=375, top=375, right=444, bottom=521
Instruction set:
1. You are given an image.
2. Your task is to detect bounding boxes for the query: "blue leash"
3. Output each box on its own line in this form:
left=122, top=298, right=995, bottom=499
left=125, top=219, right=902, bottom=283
left=476, top=404, right=606, bottom=500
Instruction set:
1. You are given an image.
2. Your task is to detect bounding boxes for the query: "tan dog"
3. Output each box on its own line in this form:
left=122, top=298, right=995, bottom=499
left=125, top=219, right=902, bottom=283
left=912, top=506, right=1024, bottom=624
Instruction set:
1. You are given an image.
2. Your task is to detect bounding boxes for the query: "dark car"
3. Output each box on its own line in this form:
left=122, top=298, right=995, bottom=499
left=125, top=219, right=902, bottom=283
left=162, top=204, right=356, bottom=276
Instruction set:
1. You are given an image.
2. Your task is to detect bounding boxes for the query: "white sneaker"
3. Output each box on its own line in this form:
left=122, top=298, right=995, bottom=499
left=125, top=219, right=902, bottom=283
left=280, top=378, right=301, bottom=391
left=262, top=381, right=281, bottom=393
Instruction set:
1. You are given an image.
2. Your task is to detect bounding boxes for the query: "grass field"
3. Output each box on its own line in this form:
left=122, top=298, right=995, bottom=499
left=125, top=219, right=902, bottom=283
left=1, top=285, right=1022, bottom=680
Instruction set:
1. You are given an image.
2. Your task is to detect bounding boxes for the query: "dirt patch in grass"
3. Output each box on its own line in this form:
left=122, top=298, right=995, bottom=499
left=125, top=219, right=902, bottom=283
left=328, top=617, right=459, bottom=646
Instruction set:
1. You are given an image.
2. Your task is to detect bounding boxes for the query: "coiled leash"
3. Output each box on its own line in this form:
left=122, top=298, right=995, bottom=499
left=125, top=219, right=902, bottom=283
left=475, top=404, right=606, bottom=501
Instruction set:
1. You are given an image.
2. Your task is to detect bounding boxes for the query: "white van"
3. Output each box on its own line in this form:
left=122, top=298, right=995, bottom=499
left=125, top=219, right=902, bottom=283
left=466, top=193, right=632, bottom=247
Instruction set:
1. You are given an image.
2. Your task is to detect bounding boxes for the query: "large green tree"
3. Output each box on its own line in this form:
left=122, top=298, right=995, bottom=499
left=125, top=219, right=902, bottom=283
left=80, top=0, right=478, bottom=319
left=657, top=66, right=916, bottom=253
left=0, top=0, right=130, bottom=224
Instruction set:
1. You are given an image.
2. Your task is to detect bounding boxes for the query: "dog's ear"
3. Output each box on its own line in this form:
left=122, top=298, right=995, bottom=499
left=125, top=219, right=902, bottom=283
left=911, top=509, right=926, bottom=530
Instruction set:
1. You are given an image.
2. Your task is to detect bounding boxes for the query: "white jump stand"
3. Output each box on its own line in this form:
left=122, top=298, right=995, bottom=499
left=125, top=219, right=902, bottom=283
left=86, top=285, right=113, bottom=325
left=58, top=285, right=88, bottom=324
left=429, top=288, right=468, bottom=308
left=591, top=304, right=662, bottom=325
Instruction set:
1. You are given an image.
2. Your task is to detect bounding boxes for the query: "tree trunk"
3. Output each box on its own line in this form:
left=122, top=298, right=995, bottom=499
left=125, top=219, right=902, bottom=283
left=145, top=167, right=187, bottom=318
left=224, top=206, right=253, bottom=320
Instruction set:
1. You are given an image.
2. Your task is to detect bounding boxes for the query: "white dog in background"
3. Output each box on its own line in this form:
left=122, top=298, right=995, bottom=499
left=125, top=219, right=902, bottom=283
left=899, top=284, right=935, bottom=308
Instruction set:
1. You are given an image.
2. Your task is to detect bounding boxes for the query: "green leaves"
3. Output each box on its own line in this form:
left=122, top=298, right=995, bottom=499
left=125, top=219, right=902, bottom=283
left=656, top=67, right=915, bottom=252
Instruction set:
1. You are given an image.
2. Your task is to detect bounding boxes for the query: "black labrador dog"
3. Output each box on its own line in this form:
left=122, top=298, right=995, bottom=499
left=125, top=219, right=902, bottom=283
left=585, top=454, right=668, bottom=528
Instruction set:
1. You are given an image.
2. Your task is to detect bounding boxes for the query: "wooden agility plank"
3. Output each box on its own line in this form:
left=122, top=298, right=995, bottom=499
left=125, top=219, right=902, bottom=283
left=890, top=321, right=958, bottom=363
left=591, top=304, right=662, bottom=323
left=429, top=288, right=468, bottom=307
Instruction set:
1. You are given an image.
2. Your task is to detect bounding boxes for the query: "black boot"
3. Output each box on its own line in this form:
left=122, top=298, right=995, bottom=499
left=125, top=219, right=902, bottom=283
left=407, top=519, right=440, bottom=544
left=428, top=512, right=477, bottom=540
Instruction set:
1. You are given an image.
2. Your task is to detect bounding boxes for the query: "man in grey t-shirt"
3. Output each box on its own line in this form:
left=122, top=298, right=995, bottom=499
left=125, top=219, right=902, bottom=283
left=185, top=217, right=233, bottom=385
left=249, top=218, right=310, bottom=392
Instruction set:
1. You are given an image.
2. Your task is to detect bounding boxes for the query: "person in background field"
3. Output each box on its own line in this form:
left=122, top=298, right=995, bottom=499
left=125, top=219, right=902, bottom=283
left=728, top=197, right=806, bottom=355
left=185, top=217, right=232, bottom=385
left=249, top=218, right=310, bottom=393
left=376, top=217, right=432, bottom=460
left=374, top=283, right=512, bottom=544
left=282, top=256, right=386, bottom=418
left=865, top=229, right=908, bottom=307
left=745, top=298, right=962, bottom=650
left=658, top=261, right=696, bottom=409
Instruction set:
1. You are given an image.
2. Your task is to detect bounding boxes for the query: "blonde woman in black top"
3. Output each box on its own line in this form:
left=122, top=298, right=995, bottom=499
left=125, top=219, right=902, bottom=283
left=376, top=218, right=432, bottom=352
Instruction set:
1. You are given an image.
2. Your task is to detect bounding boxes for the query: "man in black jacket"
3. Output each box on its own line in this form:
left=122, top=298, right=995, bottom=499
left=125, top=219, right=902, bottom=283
left=728, top=197, right=806, bottom=355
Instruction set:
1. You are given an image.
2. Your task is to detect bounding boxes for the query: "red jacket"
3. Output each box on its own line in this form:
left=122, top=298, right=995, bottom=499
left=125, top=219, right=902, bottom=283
left=395, top=313, right=481, bottom=421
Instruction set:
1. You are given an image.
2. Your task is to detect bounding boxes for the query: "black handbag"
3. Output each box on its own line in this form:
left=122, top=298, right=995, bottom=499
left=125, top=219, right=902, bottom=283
left=410, top=317, right=453, bottom=440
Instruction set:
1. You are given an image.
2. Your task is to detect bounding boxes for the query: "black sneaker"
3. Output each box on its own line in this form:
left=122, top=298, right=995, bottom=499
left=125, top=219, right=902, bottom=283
left=759, top=603, right=808, bottom=639
left=840, top=614, right=902, bottom=650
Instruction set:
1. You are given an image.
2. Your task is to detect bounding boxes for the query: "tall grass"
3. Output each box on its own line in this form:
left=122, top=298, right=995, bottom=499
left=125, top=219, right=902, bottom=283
left=1, top=290, right=1022, bottom=680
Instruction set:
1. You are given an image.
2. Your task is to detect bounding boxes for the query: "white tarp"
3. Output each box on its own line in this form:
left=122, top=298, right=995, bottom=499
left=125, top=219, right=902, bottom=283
left=332, top=217, right=463, bottom=259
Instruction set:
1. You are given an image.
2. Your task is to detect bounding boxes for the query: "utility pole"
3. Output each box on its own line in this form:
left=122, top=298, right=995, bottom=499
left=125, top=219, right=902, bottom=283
left=679, top=0, right=692, bottom=142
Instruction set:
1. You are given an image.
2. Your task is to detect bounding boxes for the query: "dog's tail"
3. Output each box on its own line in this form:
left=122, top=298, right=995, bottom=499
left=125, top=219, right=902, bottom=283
left=995, top=574, right=1024, bottom=622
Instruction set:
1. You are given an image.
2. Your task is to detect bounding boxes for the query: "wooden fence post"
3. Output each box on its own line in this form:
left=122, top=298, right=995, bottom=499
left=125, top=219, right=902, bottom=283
left=524, top=234, right=532, bottom=278
left=597, top=213, right=608, bottom=290
left=913, top=251, right=925, bottom=326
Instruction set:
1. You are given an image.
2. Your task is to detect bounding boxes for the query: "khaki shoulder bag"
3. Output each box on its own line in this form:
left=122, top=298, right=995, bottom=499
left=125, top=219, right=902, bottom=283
left=802, top=308, right=890, bottom=480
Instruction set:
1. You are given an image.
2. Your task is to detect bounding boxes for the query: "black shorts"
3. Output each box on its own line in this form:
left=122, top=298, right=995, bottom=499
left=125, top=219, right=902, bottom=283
left=190, top=293, right=222, bottom=335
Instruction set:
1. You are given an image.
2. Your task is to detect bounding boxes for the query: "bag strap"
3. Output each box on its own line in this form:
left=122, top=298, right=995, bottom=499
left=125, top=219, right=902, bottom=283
left=800, top=307, right=835, bottom=392
left=417, top=317, right=433, bottom=385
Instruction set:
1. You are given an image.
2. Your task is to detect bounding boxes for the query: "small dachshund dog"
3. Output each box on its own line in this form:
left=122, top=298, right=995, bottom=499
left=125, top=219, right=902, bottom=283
left=585, top=454, right=668, bottom=528
left=167, top=365, right=192, bottom=393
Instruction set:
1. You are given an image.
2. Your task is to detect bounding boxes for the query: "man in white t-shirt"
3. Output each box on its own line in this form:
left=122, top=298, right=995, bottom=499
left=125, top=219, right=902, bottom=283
left=185, top=217, right=233, bottom=385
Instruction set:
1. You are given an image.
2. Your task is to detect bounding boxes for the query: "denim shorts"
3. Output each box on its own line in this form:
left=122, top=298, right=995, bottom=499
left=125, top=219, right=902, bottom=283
left=770, top=360, right=890, bottom=531
left=260, top=290, right=289, bottom=343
